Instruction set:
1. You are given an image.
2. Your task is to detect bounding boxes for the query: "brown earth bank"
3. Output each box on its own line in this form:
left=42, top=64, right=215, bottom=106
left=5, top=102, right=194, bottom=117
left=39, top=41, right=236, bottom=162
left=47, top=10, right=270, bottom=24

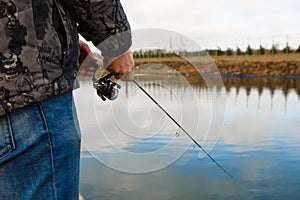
left=134, top=53, right=300, bottom=77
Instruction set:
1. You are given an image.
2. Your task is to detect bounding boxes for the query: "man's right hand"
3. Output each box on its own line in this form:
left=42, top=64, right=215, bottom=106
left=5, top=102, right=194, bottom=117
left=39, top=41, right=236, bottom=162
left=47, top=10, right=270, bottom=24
left=104, top=50, right=135, bottom=81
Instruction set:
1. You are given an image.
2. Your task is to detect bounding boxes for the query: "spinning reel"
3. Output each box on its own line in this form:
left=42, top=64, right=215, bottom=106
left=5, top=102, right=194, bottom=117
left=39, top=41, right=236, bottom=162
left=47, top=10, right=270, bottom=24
left=92, top=72, right=121, bottom=101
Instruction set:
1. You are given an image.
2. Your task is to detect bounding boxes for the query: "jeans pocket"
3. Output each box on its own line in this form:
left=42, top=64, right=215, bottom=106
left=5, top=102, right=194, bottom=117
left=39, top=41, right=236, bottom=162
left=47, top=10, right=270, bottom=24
left=0, top=114, right=15, bottom=161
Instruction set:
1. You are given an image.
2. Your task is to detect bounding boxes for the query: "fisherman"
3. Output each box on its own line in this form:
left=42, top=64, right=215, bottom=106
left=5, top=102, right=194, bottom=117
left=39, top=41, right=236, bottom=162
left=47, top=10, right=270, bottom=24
left=0, top=0, right=134, bottom=199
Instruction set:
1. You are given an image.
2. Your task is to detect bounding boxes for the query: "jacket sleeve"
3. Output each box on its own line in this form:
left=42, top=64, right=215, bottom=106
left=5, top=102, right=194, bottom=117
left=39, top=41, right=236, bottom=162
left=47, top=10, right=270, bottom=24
left=61, top=0, right=132, bottom=57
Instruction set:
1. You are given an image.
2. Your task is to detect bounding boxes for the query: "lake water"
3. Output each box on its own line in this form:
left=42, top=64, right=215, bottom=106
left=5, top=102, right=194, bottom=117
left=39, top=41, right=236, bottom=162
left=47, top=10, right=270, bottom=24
left=74, top=75, right=300, bottom=200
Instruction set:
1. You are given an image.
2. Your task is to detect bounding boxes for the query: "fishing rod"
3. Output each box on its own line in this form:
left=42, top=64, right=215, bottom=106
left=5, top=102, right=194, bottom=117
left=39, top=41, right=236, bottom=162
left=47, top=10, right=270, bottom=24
left=132, top=79, right=233, bottom=178
left=93, top=72, right=232, bottom=178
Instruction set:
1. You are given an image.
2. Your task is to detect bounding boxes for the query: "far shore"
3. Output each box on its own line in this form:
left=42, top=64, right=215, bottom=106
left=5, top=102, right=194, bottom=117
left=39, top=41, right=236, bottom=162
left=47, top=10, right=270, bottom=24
left=133, top=53, right=300, bottom=77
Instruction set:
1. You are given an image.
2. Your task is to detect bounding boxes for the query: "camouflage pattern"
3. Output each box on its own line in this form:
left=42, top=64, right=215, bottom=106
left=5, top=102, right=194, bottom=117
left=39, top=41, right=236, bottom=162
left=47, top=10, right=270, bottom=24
left=0, top=0, right=131, bottom=116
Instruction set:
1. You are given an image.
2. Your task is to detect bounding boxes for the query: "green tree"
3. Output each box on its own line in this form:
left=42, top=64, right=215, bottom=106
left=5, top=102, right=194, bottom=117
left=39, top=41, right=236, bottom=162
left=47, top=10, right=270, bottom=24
left=137, top=50, right=144, bottom=58
left=217, top=47, right=223, bottom=56
left=236, top=47, right=243, bottom=55
left=296, top=45, right=300, bottom=53
left=226, top=48, right=233, bottom=56
left=258, top=45, right=265, bottom=55
left=271, top=44, right=277, bottom=54
left=133, top=52, right=139, bottom=59
left=282, top=43, right=292, bottom=54
left=246, top=45, right=253, bottom=55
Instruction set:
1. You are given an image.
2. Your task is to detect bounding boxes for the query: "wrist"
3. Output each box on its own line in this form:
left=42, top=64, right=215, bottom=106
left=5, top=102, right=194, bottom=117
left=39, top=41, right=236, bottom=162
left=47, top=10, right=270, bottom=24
left=103, top=49, right=132, bottom=68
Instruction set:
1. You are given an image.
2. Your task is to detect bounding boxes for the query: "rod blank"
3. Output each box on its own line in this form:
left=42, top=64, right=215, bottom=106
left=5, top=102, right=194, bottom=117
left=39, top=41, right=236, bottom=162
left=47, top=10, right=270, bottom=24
left=132, top=79, right=233, bottom=178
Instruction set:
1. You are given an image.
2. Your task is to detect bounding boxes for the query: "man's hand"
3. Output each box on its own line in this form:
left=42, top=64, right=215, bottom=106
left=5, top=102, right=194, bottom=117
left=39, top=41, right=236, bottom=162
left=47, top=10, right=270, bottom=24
left=78, top=40, right=98, bottom=76
left=104, top=50, right=135, bottom=81
left=79, top=40, right=135, bottom=80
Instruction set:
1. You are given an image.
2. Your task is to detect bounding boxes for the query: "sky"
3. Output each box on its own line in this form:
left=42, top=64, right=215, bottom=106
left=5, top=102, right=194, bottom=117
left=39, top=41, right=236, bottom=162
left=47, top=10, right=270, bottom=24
left=122, top=0, right=300, bottom=50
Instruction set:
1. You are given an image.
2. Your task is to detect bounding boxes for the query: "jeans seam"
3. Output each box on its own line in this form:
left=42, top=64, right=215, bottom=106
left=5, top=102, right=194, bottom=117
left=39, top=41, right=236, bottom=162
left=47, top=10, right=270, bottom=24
left=37, top=102, right=58, bottom=200
left=6, top=114, right=15, bottom=150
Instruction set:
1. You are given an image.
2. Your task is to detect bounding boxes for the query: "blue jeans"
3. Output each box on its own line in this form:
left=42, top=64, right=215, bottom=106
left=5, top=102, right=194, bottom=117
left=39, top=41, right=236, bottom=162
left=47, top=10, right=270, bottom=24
left=0, top=92, right=81, bottom=200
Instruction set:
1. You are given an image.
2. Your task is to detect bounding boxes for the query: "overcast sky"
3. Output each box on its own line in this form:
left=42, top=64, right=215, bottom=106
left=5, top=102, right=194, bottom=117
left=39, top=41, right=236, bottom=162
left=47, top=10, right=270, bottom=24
left=122, top=0, right=300, bottom=50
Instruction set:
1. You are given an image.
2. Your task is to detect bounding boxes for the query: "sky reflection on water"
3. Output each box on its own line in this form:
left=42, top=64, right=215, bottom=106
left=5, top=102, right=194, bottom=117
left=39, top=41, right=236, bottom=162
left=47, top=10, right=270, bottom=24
left=75, top=76, right=300, bottom=200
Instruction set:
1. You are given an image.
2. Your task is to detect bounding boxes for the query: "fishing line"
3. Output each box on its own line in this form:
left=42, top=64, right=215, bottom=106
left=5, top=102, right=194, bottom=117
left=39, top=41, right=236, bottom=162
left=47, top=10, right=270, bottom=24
left=132, top=79, right=233, bottom=178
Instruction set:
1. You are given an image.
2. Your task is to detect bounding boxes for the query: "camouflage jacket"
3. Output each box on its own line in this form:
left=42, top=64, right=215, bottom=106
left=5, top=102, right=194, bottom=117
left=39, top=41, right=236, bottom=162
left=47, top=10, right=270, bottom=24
left=0, top=0, right=131, bottom=116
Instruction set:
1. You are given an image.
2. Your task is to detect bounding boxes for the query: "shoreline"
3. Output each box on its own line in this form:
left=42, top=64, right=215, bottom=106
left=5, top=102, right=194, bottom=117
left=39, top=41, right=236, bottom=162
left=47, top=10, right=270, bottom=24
left=134, top=53, right=300, bottom=78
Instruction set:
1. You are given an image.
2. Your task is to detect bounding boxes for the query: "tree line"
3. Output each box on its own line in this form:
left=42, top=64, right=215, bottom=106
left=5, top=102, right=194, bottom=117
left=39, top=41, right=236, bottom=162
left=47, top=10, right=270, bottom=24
left=132, top=44, right=300, bottom=58
left=206, top=43, right=300, bottom=56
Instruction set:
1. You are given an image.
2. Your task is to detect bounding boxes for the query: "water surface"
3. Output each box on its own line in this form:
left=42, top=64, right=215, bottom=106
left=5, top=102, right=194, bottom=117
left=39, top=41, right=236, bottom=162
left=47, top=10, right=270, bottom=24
left=74, top=76, right=300, bottom=200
